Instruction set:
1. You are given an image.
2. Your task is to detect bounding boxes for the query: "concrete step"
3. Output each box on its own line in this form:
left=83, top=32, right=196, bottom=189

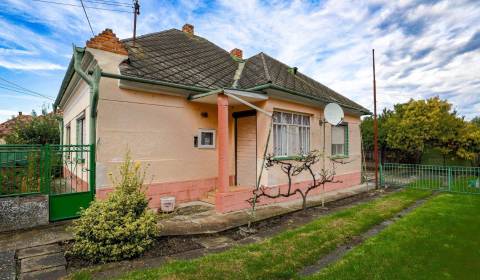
left=20, top=266, right=66, bottom=280
left=20, top=252, right=66, bottom=274
left=17, top=244, right=62, bottom=260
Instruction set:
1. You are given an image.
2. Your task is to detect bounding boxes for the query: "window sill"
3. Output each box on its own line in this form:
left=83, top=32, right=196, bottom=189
left=272, top=155, right=307, bottom=161
left=330, top=155, right=349, bottom=159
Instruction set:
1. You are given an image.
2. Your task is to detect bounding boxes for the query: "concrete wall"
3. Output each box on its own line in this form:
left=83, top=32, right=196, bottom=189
left=0, top=195, right=49, bottom=232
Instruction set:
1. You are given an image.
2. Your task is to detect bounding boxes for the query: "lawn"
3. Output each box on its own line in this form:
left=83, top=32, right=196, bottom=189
left=305, top=193, right=480, bottom=280
left=70, top=189, right=431, bottom=280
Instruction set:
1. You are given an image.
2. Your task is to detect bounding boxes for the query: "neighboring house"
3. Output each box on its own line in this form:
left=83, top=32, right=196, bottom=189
left=0, top=112, right=31, bottom=144
left=54, top=24, right=370, bottom=213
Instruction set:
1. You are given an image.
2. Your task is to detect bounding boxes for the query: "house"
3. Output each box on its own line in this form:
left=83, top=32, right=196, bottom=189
left=53, top=24, right=370, bottom=213
left=0, top=112, right=31, bottom=144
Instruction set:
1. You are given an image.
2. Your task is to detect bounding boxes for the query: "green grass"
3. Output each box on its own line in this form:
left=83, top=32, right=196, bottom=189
left=69, top=189, right=431, bottom=280
left=305, top=193, right=480, bottom=280
left=406, top=176, right=480, bottom=194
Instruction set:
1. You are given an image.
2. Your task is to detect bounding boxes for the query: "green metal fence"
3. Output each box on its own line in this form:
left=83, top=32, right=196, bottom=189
left=1, top=144, right=95, bottom=221
left=380, top=163, right=480, bottom=194
left=0, top=145, right=43, bottom=196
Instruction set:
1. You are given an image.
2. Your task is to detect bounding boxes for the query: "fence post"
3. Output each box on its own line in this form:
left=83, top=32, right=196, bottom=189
left=89, top=144, right=96, bottom=197
left=42, top=145, right=52, bottom=194
left=448, top=167, right=452, bottom=191
left=379, top=163, right=383, bottom=187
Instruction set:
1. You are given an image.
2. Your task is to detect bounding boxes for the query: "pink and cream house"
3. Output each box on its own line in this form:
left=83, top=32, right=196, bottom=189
left=54, top=24, right=370, bottom=213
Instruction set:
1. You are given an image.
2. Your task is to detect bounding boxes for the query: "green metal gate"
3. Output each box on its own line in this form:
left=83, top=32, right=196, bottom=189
left=0, top=144, right=95, bottom=221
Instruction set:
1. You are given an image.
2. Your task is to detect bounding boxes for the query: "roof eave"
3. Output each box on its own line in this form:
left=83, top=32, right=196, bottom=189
left=53, top=47, right=85, bottom=110
left=248, top=83, right=370, bottom=115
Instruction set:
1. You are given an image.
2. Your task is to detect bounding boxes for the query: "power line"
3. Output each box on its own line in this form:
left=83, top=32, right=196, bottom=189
left=83, top=0, right=133, bottom=7
left=0, top=76, right=55, bottom=100
left=0, top=85, right=54, bottom=100
left=31, top=0, right=133, bottom=13
left=79, top=0, right=95, bottom=36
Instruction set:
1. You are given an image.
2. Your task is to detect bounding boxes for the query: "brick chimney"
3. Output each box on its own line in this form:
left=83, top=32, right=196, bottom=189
left=86, top=28, right=128, bottom=55
left=230, top=48, right=243, bottom=59
left=182, top=24, right=194, bottom=36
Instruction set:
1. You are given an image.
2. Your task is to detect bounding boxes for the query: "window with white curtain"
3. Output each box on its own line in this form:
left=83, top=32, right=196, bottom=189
left=273, top=111, right=310, bottom=157
left=331, top=124, right=348, bottom=156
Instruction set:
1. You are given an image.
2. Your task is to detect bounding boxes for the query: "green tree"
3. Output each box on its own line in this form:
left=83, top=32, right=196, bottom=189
left=360, top=108, right=392, bottom=155
left=472, top=116, right=480, bottom=128
left=5, top=108, right=60, bottom=144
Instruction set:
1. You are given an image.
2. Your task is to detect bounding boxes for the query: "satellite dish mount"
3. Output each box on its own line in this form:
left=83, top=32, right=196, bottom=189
left=319, top=102, right=344, bottom=208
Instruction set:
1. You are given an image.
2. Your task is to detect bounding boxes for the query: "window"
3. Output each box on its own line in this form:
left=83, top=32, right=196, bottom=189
left=65, top=124, right=71, bottom=145
left=331, top=123, right=349, bottom=157
left=198, top=129, right=216, bottom=148
left=273, top=111, right=310, bottom=157
left=76, top=112, right=86, bottom=160
left=76, top=113, right=86, bottom=145
left=65, top=124, right=71, bottom=159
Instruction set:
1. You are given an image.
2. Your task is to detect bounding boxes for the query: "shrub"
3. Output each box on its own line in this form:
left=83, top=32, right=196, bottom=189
left=68, top=153, right=158, bottom=263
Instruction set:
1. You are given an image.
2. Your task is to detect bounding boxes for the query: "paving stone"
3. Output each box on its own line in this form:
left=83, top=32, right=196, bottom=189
left=195, top=236, right=233, bottom=248
left=17, top=244, right=62, bottom=260
left=20, top=252, right=66, bottom=274
left=0, top=250, right=15, bottom=280
left=20, top=266, right=66, bottom=280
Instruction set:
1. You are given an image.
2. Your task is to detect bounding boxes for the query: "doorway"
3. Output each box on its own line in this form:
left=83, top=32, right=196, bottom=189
left=234, top=110, right=257, bottom=187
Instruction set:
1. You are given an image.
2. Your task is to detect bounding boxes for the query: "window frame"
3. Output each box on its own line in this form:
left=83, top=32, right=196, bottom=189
left=331, top=122, right=349, bottom=158
left=76, top=112, right=86, bottom=161
left=198, top=128, right=216, bottom=149
left=272, top=110, right=311, bottom=158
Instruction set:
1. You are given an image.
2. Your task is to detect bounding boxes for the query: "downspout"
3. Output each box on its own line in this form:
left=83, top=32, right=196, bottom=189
left=72, top=46, right=102, bottom=146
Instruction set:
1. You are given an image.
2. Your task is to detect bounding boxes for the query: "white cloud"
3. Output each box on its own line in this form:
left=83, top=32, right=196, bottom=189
left=0, top=0, right=478, bottom=119
left=0, top=58, right=64, bottom=70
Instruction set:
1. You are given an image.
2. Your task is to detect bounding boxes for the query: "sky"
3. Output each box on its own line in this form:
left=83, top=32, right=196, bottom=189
left=0, top=0, right=479, bottom=122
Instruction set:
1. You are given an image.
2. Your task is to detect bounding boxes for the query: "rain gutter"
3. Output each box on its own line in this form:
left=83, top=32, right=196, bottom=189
left=72, top=46, right=102, bottom=146
left=94, top=71, right=212, bottom=93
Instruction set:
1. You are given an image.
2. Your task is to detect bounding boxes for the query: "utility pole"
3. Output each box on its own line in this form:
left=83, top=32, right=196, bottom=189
left=133, top=0, right=140, bottom=46
left=372, top=49, right=379, bottom=189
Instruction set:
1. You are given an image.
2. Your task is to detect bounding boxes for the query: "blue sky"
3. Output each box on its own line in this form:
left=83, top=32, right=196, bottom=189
left=0, top=0, right=479, bottom=121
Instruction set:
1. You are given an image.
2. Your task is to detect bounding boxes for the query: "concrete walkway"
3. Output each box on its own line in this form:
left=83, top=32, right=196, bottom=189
left=158, top=183, right=371, bottom=235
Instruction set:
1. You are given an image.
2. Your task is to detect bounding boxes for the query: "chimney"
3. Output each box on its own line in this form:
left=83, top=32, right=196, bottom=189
left=230, top=48, right=243, bottom=59
left=182, top=24, right=194, bottom=36
left=86, top=28, right=128, bottom=55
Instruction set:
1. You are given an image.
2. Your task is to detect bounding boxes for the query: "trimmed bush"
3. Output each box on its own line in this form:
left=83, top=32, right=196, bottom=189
left=68, top=154, right=158, bottom=263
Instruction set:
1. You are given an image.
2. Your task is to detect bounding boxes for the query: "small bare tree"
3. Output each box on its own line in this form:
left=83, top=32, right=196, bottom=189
left=248, top=150, right=346, bottom=210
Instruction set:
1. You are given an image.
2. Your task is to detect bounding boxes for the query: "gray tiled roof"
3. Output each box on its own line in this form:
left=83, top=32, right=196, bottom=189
left=238, top=53, right=369, bottom=112
left=120, top=29, right=237, bottom=89
left=119, top=29, right=368, bottom=113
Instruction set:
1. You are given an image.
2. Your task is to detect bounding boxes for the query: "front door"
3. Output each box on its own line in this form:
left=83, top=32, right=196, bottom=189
left=234, top=111, right=257, bottom=187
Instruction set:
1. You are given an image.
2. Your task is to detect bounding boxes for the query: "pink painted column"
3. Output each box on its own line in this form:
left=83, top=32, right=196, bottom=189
left=217, top=93, right=229, bottom=194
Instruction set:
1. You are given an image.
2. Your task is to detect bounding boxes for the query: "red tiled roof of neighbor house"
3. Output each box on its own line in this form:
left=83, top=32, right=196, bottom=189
left=0, top=113, right=32, bottom=138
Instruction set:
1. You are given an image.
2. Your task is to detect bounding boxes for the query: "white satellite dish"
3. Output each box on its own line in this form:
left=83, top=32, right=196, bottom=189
left=324, top=103, right=344, bottom=126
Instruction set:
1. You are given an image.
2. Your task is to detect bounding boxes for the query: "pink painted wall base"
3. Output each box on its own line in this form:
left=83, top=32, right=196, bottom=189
left=215, top=172, right=362, bottom=213
left=95, top=172, right=360, bottom=212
